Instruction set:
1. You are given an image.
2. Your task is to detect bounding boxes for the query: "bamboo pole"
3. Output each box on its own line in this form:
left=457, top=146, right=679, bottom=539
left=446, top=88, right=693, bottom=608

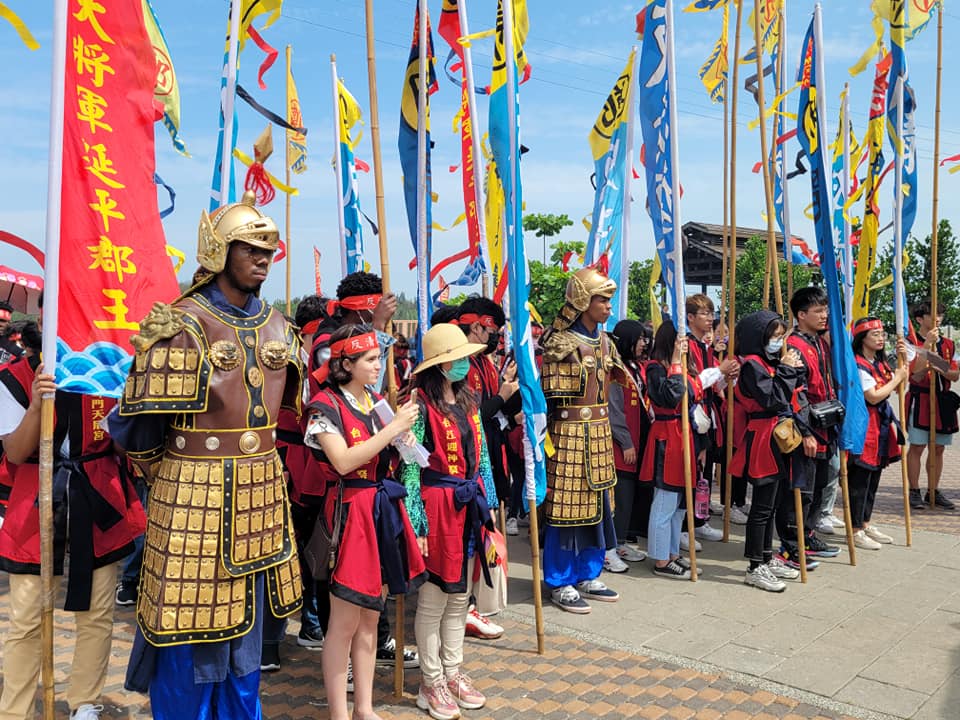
left=285, top=46, right=293, bottom=316
left=778, top=4, right=794, bottom=319
left=719, top=40, right=731, bottom=543
left=753, top=0, right=783, bottom=316
left=502, top=0, right=545, bottom=652
left=928, top=5, right=943, bottom=510
left=39, top=400, right=56, bottom=719
left=681, top=352, right=698, bottom=581
left=899, top=355, right=913, bottom=546
left=362, top=0, right=402, bottom=695
left=838, top=452, right=857, bottom=565
left=793, top=486, right=808, bottom=583
left=723, top=0, right=744, bottom=543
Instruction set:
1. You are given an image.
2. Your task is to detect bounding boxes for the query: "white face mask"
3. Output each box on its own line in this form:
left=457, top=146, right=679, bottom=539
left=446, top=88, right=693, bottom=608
left=765, top=338, right=784, bottom=355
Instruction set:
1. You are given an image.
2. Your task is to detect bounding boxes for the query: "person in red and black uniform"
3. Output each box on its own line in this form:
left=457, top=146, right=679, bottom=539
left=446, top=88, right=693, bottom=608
left=685, top=295, right=740, bottom=545
left=784, top=287, right=842, bottom=563
left=607, top=319, right=652, bottom=573
left=401, top=323, right=498, bottom=718
left=0, top=297, right=145, bottom=720
left=306, top=324, right=427, bottom=720
left=456, top=296, right=517, bottom=640
left=905, top=300, right=958, bottom=510
left=641, top=322, right=701, bottom=580
left=730, top=310, right=803, bottom=593
left=849, top=317, right=909, bottom=549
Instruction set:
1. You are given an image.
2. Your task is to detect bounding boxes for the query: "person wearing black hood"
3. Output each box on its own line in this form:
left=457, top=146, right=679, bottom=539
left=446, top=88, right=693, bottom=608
left=607, top=320, right=652, bottom=572
left=730, top=310, right=804, bottom=592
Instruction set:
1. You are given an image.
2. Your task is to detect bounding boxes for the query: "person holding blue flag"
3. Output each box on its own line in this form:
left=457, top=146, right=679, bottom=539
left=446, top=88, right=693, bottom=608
left=540, top=268, right=624, bottom=614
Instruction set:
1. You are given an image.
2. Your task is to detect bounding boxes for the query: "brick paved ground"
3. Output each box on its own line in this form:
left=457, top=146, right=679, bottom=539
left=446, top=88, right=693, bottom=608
left=868, top=450, right=960, bottom=536
left=0, top=586, right=859, bottom=720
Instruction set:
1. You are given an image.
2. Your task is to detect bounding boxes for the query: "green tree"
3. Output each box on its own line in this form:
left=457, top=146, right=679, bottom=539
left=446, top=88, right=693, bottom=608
left=523, top=213, right=574, bottom=263
left=725, top=236, right=817, bottom=317
left=869, top=219, right=960, bottom=329
left=627, top=258, right=658, bottom=322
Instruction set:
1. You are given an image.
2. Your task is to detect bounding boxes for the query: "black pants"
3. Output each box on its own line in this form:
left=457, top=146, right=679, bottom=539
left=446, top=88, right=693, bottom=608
left=506, top=440, right=527, bottom=519
left=613, top=469, right=637, bottom=544
left=745, top=477, right=780, bottom=562
left=848, top=463, right=882, bottom=529
left=780, top=454, right=832, bottom=545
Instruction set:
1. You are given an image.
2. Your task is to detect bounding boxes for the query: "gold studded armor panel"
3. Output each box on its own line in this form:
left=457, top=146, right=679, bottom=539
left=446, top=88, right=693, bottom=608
left=542, top=329, right=624, bottom=526
left=127, top=293, right=305, bottom=646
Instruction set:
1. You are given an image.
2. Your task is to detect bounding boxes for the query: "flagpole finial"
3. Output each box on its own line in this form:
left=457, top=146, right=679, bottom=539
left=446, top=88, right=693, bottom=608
left=331, top=53, right=336, bottom=63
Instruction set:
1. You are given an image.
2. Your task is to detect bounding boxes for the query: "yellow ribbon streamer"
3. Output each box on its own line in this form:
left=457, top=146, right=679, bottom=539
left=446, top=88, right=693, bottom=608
left=869, top=252, right=909, bottom=291
left=165, top=245, right=186, bottom=274
left=0, top=3, right=39, bottom=51
left=747, top=82, right=801, bottom=131
left=431, top=213, right=466, bottom=232
left=457, top=29, right=496, bottom=48
left=233, top=148, right=300, bottom=196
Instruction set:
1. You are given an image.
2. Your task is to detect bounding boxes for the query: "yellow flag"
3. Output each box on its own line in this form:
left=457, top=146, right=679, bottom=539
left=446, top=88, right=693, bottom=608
left=237, top=0, right=283, bottom=49
left=650, top=253, right=663, bottom=331
left=484, top=160, right=506, bottom=290
left=588, top=50, right=636, bottom=162
left=850, top=0, right=937, bottom=76
left=337, top=80, right=364, bottom=151
left=490, top=0, right=529, bottom=96
left=740, top=0, right=780, bottom=64
left=286, top=61, right=307, bottom=174
left=697, top=2, right=728, bottom=103
left=142, top=0, right=187, bottom=155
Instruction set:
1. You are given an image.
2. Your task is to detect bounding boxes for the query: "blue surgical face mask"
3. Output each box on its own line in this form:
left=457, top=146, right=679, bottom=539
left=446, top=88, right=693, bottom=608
left=443, top=357, right=471, bottom=382
left=766, top=338, right=784, bottom=356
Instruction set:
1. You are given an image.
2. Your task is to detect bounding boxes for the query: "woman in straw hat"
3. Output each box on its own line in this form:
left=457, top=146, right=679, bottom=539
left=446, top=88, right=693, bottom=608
left=400, top=323, right=499, bottom=720
left=305, top=324, right=427, bottom=720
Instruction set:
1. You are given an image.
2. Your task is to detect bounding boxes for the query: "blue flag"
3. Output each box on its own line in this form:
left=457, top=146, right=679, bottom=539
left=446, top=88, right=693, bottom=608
left=210, top=47, right=239, bottom=211
left=886, top=0, right=916, bottom=337
left=638, top=0, right=686, bottom=332
left=399, top=6, right=437, bottom=354
left=796, top=11, right=868, bottom=455
left=489, top=0, right=547, bottom=509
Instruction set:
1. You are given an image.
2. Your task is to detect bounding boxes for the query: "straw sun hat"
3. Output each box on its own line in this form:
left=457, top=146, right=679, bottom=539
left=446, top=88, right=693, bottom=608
left=413, top=323, right=487, bottom=374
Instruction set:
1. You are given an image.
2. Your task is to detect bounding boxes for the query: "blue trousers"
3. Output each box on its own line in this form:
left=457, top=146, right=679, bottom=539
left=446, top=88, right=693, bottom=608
left=647, top=487, right=684, bottom=561
left=150, top=645, right=262, bottom=720
left=542, top=526, right=605, bottom=588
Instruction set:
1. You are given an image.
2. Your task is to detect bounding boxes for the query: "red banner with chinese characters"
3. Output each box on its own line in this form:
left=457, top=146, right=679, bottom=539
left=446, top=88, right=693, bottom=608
left=58, top=0, right=179, bottom=396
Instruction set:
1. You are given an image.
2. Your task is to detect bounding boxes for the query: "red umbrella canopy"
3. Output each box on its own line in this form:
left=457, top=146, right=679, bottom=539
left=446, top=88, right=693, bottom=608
left=0, top=266, right=43, bottom=315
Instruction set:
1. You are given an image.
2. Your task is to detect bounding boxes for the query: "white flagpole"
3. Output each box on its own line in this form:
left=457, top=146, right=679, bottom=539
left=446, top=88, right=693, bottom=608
left=812, top=6, right=830, bottom=209
left=330, top=56, right=348, bottom=279
left=620, top=47, right=639, bottom=319
left=841, top=85, right=853, bottom=318
left=665, top=0, right=685, bottom=332
left=892, top=76, right=906, bottom=335
left=40, top=4, right=68, bottom=717
left=220, top=0, right=242, bottom=205
left=779, top=4, right=795, bottom=317
left=456, top=0, right=490, bottom=280
left=416, top=0, right=430, bottom=327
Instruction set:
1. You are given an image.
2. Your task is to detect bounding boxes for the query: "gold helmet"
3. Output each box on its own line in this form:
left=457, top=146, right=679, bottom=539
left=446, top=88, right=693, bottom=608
left=565, top=267, right=617, bottom=313
left=197, top=190, right=280, bottom=273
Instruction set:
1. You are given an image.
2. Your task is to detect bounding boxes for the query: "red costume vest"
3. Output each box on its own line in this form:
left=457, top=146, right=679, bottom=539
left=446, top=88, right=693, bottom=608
left=854, top=355, right=902, bottom=470
left=788, top=331, right=836, bottom=452
left=729, top=355, right=782, bottom=481
left=613, top=365, right=646, bottom=473
left=639, top=362, right=700, bottom=490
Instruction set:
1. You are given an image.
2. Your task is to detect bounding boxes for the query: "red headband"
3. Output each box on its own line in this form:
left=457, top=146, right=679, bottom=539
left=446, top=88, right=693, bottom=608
left=329, top=331, right=379, bottom=359
left=300, top=319, right=321, bottom=336
left=326, top=294, right=382, bottom=317
left=853, top=318, right=884, bottom=336
left=0, top=309, right=11, bottom=322
left=458, top=313, right=498, bottom=329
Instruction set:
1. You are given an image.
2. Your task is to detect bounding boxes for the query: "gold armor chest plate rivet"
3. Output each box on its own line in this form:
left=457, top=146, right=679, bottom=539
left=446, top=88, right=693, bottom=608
left=239, top=431, right=261, bottom=455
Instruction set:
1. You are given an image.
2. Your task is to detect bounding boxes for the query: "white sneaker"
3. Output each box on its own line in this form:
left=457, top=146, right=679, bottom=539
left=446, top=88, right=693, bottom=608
left=815, top=519, right=836, bottom=535
left=679, top=532, right=702, bottom=552
left=616, top=543, right=647, bottom=562
left=728, top=506, right=749, bottom=525
left=70, top=705, right=103, bottom=720
left=709, top=501, right=725, bottom=515
left=465, top=607, right=504, bottom=639
left=745, top=564, right=786, bottom=593
left=854, top=529, right=882, bottom=550
left=603, top=548, right=629, bottom=573
left=505, top=517, right=519, bottom=536
left=695, top=522, right=723, bottom=542
left=767, top=555, right=800, bottom=580
left=829, top=515, right=846, bottom=528
left=864, top=525, right=893, bottom=544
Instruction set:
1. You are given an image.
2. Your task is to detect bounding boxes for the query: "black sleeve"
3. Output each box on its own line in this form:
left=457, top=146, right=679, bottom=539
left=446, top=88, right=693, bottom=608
left=645, top=363, right=686, bottom=409
left=738, top=361, right=798, bottom=413
left=479, top=394, right=505, bottom=422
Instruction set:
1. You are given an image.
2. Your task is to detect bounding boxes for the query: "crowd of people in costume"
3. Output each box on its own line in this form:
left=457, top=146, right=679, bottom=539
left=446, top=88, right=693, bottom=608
left=0, top=197, right=955, bottom=720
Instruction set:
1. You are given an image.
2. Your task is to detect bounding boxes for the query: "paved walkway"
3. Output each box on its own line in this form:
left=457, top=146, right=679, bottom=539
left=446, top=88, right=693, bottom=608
left=0, top=453, right=956, bottom=719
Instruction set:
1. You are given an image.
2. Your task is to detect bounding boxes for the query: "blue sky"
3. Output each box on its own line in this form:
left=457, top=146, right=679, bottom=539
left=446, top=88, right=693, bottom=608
left=1, top=0, right=958, bottom=305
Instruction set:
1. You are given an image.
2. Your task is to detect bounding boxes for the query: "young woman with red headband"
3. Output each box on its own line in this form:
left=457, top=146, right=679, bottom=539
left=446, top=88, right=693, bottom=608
left=401, top=323, right=499, bottom=720
left=849, top=317, right=909, bottom=550
left=306, top=324, right=427, bottom=720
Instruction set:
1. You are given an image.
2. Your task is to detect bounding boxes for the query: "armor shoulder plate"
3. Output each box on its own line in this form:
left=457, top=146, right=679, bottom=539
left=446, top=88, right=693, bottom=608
left=542, top=330, right=579, bottom=364
left=130, top=302, right=186, bottom=354
left=120, top=312, right=212, bottom=415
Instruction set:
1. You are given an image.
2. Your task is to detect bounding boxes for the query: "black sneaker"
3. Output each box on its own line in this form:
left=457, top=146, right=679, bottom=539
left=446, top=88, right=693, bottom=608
left=375, top=638, right=419, bottom=668
left=297, top=626, right=324, bottom=649
left=260, top=643, right=281, bottom=673
left=674, top=556, right=702, bottom=576
left=652, top=560, right=691, bottom=580
left=805, top=533, right=840, bottom=558
left=115, top=580, right=137, bottom=607
left=925, top=491, right=956, bottom=510
left=910, top=488, right=925, bottom=510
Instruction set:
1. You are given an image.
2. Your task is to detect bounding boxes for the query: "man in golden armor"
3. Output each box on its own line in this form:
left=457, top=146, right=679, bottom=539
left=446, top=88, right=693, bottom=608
left=540, top=267, right=626, bottom=614
left=109, top=192, right=304, bottom=719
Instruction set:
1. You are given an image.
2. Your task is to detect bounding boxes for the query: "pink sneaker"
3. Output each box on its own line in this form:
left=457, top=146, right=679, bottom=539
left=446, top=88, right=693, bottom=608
left=416, top=681, right=461, bottom=720
left=446, top=672, right=486, bottom=710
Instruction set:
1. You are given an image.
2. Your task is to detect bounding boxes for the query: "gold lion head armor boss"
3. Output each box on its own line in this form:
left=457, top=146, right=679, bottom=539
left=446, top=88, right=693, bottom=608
left=197, top=190, right=280, bottom=274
